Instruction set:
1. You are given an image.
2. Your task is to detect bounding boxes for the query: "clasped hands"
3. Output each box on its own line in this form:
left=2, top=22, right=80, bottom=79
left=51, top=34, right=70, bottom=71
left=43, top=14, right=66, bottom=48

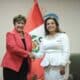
left=29, top=52, right=35, bottom=59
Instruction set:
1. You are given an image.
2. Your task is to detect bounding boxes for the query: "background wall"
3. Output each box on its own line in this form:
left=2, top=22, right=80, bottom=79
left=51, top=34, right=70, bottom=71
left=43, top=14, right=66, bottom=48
left=0, top=0, right=80, bottom=79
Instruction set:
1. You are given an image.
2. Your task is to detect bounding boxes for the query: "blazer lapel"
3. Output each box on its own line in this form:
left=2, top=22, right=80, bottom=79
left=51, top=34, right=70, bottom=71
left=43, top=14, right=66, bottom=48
left=24, top=33, right=28, bottom=50
left=12, top=29, right=25, bottom=49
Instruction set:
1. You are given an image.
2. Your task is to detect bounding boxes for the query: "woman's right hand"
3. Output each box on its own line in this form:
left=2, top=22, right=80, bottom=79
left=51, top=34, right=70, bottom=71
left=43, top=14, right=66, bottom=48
left=29, top=53, right=35, bottom=59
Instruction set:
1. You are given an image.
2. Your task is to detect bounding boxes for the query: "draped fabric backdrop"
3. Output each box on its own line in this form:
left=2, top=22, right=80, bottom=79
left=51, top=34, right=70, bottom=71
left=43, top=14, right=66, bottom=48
left=24, top=0, right=44, bottom=79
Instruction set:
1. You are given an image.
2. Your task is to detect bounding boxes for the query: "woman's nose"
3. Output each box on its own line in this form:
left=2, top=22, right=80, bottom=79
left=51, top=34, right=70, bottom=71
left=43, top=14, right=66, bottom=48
left=18, top=23, right=24, bottom=27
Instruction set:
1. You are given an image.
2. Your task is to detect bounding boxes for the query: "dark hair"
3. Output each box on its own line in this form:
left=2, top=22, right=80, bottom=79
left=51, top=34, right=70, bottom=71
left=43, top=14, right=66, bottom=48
left=44, top=17, right=63, bottom=35
left=13, top=14, right=26, bottom=25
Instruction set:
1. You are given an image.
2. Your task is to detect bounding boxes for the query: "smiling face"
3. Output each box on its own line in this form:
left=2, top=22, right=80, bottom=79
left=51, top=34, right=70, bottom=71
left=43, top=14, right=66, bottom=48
left=13, top=15, right=26, bottom=33
left=46, top=19, right=57, bottom=33
left=44, top=17, right=60, bottom=35
left=14, top=21, right=25, bottom=33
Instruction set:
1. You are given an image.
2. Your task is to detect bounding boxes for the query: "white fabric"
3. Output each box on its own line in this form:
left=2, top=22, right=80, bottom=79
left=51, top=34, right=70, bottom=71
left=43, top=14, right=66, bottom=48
left=44, top=66, right=64, bottom=80
left=40, top=33, right=70, bottom=67
left=44, top=64, right=69, bottom=80
left=38, top=33, right=70, bottom=80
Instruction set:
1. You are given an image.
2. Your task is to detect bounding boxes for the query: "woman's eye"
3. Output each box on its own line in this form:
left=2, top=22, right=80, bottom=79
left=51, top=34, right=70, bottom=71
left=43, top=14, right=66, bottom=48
left=47, top=23, right=50, bottom=25
left=51, top=22, right=55, bottom=25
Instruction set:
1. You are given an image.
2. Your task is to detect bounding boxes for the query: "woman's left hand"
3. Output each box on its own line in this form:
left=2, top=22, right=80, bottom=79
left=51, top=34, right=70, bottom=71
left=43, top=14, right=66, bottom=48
left=60, top=66, right=65, bottom=75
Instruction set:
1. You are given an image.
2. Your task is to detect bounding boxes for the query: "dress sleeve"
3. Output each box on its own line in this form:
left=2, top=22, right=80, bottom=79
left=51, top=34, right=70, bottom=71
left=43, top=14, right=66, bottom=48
left=61, top=33, right=70, bottom=66
left=6, top=32, right=29, bottom=58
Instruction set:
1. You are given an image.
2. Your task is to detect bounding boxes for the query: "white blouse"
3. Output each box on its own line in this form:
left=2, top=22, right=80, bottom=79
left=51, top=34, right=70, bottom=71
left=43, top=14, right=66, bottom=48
left=35, top=33, right=70, bottom=67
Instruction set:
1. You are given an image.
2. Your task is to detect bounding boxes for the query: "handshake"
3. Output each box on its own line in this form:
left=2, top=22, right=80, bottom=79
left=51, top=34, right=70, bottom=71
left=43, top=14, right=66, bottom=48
left=29, top=53, right=36, bottom=59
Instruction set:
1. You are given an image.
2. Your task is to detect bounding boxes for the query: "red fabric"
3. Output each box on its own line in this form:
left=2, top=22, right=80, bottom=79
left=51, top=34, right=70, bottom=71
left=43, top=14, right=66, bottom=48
left=24, top=0, right=44, bottom=79
left=1, top=29, right=32, bottom=72
left=24, top=0, right=44, bottom=33
left=27, top=59, right=44, bottom=80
